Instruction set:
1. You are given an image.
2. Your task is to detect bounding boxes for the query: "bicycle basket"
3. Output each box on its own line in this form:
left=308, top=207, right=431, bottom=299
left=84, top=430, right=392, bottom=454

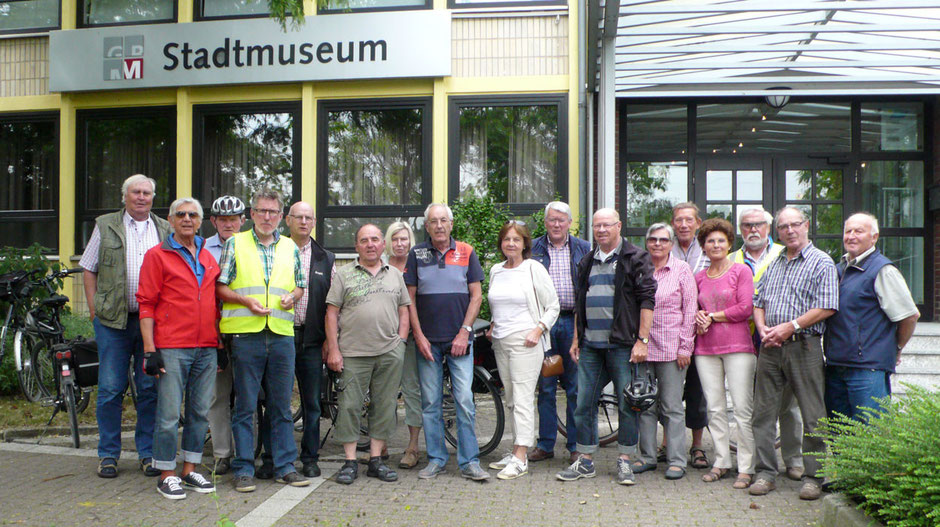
left=71, top=338, right=99, bottom=388
left=0, top=271, right=30, bottom=302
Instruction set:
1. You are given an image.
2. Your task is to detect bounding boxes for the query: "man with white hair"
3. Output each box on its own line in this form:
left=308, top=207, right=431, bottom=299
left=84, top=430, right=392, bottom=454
left=824, top=212, right=919, bottom=421
left=729, top=206, right=804, bottom=482
left=80, top=174, right=170, bottom=479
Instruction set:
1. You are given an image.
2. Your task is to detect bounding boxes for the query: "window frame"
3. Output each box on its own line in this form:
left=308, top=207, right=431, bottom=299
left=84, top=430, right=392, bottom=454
left=75, top=105, right=177, bottom=252
left=318, top=0, right=430, bottom=15
left=0, top=111, right=59, bottom=251
left=447, top=0, right=566, bottom=10
left=316, top=96, right=433, bottom=252
left=194, top=0, right=270, bottom=21
left=77, top=0, right=177, bottom=28
left=447, top=93, right=568, bottom=218
left=0, top=0, right=61, bottom=35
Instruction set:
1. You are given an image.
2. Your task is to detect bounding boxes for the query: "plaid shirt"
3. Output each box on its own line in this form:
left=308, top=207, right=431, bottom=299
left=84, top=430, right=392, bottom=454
left=293, top=238, right=335, bottom=324
left=754, top=242, right=839, bottom=335
left=648, top=254, right=698, bottom=361
left=546, top=237, right=576, bottom=311
left=217, top=228, right=306, bottom=288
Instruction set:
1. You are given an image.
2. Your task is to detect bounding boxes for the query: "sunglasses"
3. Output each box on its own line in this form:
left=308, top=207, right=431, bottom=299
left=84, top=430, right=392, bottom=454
left=174, top=211, right=200, bottom=219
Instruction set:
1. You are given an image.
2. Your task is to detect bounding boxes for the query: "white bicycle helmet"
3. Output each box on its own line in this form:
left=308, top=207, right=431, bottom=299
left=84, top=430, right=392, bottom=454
left=210, top=195, right=246, bottom=217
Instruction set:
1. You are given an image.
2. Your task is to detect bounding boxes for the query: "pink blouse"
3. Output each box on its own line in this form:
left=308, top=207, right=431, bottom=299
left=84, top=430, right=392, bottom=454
left=649, top=255, right=697, bottom=362
left=694, top=263, right=755, bottom=356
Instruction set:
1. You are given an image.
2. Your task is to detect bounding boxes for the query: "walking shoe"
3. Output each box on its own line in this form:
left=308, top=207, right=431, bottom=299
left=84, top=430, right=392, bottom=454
left=255, top=460, right=275, bottom=480
left=302, top=461, right=321, bottom=478
left=799, top=480, right=823, bottom=501
left=785, top=466, right=804, bottom=481
left=335, top=461, right=358, bottom=485
left=97, top=457, right=118, bottom=479
left=181, top=472, right=215, bottom=493
left=616, top=458, right=636, bottom=485
left=367, top=458, right=399, bottom=482
left=496, top=456, right=528, bottom=480
left=568, top=451, right=580, bottom=464
left=418, top=462, right=445, bottom=479
left=556, top=456, right=596, bottom=481
left=399, top=449, right=420, bottom=469
left=233, top=475, right=256, bottom=493
left=157, top=475, right=186, bottom=500
left=214, top=457, right=231, bottom=476
left=488, top=453, right=514, bottom=470
left=140, top=458, right=160, bottom=477
left=528, top=448, right=554, bottom=462
left=357, top=448, right=390, bottom=464
left=276, top=471, right=310, bottom=487
left=748, top=478, right=776, bottom=496
left=664, top=466, right=686, bottom=480
left=460, top=462, right=491, bottom=481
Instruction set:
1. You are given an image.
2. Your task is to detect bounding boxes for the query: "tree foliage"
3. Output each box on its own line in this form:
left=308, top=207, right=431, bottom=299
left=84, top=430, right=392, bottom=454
left=450, top=194, right=510, bottom=321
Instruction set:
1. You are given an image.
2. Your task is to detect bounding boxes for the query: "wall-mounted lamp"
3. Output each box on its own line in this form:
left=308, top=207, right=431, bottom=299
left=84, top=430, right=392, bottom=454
left=765, top=87, right=792, bottom=109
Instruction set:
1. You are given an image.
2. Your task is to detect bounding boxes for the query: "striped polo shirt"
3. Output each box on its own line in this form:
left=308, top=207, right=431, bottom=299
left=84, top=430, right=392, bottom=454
left=583, top=240, right=622, bottom=349
left=404, top=238, right=484, bottom=343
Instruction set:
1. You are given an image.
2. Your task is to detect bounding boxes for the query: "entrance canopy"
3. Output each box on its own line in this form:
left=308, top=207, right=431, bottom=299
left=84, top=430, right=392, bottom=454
left=591, top=0, right=940, bottom=96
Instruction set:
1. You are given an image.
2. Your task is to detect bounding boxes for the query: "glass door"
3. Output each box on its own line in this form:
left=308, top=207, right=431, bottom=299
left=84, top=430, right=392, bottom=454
left=775, top=158, right=847, bottom=261
left=695, top=157, right=772, bottom=250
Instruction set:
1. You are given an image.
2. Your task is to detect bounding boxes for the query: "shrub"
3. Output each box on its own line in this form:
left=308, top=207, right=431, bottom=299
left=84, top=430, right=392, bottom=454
left=451, top=194, right=510, bottom=321
left=816, top=385, right=940, bottom=527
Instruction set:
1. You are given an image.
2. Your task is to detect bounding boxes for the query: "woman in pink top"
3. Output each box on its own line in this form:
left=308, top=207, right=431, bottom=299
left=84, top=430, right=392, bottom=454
left=694, top=218, right=755, bottom=489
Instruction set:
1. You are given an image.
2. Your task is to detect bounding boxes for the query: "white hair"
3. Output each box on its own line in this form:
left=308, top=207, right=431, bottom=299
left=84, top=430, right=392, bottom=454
left=169, top=197, right=204, bottom=220
left=774, top=206, right=807, bottom=225
left=739, top=207, right=774, bottom=228
left=121, top=174, right=156, bottom=199
left=544, top=201, right=572, bottom=220
left=645, top=222, right=675, bottom=241
left=424, top=203, right=453, bottom=222
left=847, top=212, right=880, bottom=235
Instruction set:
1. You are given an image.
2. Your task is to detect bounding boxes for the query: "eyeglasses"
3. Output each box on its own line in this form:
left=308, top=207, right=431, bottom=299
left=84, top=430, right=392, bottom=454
left=253, top=208, right=281, bottom=217
left=646, top=236, right=672, bottom=245
left=741, top=222, right=767, bottom=231
left=505, top=220, right=526, bottom=227
left=427, top=218, right=451, bottom=226
left=174, top=211, right=200, bottom=219
left=546, top=218, right=569, bottom=225
left=592, top=222, right=620, bottom=230
left=777, top=220, right=806, bottom=232
left=289, top=214, right=314, bottom=223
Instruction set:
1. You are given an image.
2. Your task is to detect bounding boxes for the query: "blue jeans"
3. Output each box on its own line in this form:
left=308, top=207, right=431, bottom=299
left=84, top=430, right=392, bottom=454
left=418, top=340, right=479, bottom=469
left=152, top=347, right=217, bottom=471
left=824, top=365, right=891, bottom=422
left=94, top=316, right=157, bottom=460
left=537, top=313, right=577, bottom=453
left=231, top=330, right=298, bottom=478
left=574, top=345, right=639, bottom=456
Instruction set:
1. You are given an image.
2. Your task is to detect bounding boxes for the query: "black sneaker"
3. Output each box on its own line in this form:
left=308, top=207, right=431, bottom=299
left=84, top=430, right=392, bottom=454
left=276, top=471, right=310, bottom=487
left=556, top=456, right=596, bottom=481
left=302, top=461, right=321, bottom=478
left=97, top=457, right=118, bottom=479
left=335, top=460, right=358, bottom=485
left=140, top=458, right=160, bottom=477
left=255, top=461, right=275, bottom=480
left=181, top=472, right=216, bottom=493
left=366, top=458, right=398, bottom=482
left=233, top=475, right=256, bottom=493
left=157, top=475, right=186, bottom=500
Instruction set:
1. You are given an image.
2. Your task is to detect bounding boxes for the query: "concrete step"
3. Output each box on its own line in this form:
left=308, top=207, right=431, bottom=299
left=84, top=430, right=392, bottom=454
left=891, top=322, right=939, bottom=395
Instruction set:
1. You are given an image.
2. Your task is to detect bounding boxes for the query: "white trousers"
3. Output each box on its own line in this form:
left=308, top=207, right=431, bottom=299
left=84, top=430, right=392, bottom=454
left=695, top=352, right=756, bottom=473
left=493, top=330, right=544, bottom=449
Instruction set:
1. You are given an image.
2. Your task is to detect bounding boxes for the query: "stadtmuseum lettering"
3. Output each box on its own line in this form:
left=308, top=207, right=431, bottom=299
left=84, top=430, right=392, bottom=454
left=163, top=39, right=387, bottom=70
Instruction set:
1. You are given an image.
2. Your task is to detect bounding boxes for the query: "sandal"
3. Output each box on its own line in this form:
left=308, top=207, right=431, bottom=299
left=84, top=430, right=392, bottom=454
left=733, top=473, right=752, bottom=489
left=632, top=460, right=657, bottom=474
left=690, top=447, right=709, bottom=469
left=656, top=445, right=667, bottom=463
left=701, top=467, right=728, bottom=483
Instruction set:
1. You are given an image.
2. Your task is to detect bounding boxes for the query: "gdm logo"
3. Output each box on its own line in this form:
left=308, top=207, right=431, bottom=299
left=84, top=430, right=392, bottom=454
left=103, top=36, right=144, bottom=80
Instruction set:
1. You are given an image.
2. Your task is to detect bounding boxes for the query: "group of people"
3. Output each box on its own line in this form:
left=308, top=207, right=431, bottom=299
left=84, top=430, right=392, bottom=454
left=80, top=174, right=919, bottom=503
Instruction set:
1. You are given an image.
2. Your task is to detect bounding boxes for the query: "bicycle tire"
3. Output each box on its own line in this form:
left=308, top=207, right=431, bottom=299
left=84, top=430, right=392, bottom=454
left=13, top=331, right=44, bottom=402
left=63, top=382, right=81, bottom=449
left=443, top=365, right=504, bottom=458
left=555, top=382, right=619, bottom=447
left=27, top=334, right=56, bottom=399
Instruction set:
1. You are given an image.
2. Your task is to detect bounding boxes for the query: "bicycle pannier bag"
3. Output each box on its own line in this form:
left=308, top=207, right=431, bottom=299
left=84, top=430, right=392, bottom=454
left=72, top=339, right=99, bottom=387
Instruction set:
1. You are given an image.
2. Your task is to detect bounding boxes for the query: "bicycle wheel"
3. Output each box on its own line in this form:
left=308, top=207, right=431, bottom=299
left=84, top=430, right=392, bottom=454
left=63, top=382, right=81, bottom=449
left=555, top=381, right=619, bottom=447
left=28, top=334, right=56, bottom=399
left=443, top=365, right=504, bottom=458
left=13, top=331, right=44, bottom=402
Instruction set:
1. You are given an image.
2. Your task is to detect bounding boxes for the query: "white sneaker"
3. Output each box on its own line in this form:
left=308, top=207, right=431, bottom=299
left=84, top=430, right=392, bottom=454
left=497, top=456, right=528, bottom=480
left=489, top=453, right=514, bottom=470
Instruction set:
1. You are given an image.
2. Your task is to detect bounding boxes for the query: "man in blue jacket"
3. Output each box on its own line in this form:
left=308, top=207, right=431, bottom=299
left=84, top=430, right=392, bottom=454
left=529, top=201, right=591, bottom=464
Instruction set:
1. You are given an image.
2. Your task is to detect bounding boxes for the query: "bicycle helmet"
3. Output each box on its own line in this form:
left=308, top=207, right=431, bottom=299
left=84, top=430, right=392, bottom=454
left=210, top=195, right=246, bottom=217
left=624, top=363, right=658, bottom=412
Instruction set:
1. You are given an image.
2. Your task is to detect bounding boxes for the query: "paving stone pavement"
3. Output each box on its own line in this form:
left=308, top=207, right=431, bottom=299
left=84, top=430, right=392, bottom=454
left=0, top=410, right=822, bottom=526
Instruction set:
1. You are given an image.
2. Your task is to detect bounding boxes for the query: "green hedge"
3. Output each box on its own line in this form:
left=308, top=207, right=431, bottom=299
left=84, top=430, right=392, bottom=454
left=817, top=386, right=940, bottom=527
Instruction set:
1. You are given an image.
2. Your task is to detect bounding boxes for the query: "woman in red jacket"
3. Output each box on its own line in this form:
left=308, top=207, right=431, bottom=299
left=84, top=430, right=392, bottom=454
left=137, top=197, right=221, bottom=501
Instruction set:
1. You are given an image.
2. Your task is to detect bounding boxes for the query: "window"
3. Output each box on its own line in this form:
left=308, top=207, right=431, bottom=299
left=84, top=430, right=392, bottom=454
left=448, top=0, right=565, bottom=9
left=318, top=98, right=431, bottom=250
left=697, top=102, right=851, bottom=154
left=0, top=0, right=59, bottom=34
left=193, top=102, right=301, bottom=236
left=860, top=102, right=924, bottom=152
left=626, top=104, right=687, bottom=155
left=197, top=0, right=268, bottom=20
left=76, top=107, right=175, bottom=250
left=0, top=113, right=58, bottom=250
left=319, top=0, right=428, bottom=13
left=449, top=95, right=567, bottom=218
left=80, top=0, right=175, bottom=27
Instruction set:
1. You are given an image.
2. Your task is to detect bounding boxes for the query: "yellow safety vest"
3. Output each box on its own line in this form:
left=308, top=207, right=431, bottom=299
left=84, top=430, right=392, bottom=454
left=729, top=242, right=784, bottom=292
left=220, top=231, right=297, bottom=336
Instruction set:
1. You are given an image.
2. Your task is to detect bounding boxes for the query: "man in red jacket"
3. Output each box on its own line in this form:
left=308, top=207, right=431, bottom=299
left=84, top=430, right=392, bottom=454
left=137, top=198, right=221, bottom=500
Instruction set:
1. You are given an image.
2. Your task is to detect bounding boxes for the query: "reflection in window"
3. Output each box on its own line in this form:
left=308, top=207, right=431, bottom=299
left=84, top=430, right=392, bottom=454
left=697, top=102, right=850, bottom=153
left=860, top=102, right=924, bottom=152
left=328, top=108, right=423, bottom=207
left=202, top=112, right=295, bottom=208
left=83, top=0, right=175, bottom=25
left=0, top=0, right=59, bottom=32
left=321, top=0, right=424, bottom=9
left=200, top=0, right=268, bottom=17
left=459, top=105, right=558, bottom=204
left=880, top=237, right=924, bottom=304
left=322, top=216, right=424, bottom=250
left=626, top=104, right=687, bottom=154
left=0, top=118, right=57, bottom=249
left=860, top=161, right=924, bottom=229
left=625, top=162, right=687, bottom=229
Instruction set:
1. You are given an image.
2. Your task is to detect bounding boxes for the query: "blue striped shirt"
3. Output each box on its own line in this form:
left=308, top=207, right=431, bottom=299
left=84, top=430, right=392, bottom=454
left=754, top=242, right=839, bottom=335
left=583, top=247, right=619, bottom=348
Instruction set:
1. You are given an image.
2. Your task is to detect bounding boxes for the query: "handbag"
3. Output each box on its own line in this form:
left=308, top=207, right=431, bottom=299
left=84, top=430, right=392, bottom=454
left=541, top=353, right=564, bottom=377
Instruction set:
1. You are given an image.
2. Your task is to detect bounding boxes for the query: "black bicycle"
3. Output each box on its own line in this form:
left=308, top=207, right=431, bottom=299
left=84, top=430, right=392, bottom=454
left=0, top=270, right=49, bottom=402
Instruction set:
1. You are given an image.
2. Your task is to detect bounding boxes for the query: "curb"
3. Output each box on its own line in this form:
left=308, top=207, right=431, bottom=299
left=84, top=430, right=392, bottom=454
left=821, top=494, right=885, bottom=527
left=2, top=423, right=135, bottom=442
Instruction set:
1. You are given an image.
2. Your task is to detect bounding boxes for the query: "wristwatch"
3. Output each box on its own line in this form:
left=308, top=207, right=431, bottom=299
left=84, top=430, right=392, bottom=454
left=461, top=325, right=474, bottom=334
left=791, top=319, right=801, bottom=332
left=637, top=336, right=650, bottom=345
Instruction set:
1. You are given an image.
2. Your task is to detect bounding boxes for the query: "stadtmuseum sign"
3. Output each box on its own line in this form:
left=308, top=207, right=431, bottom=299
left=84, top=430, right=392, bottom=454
left=49, top=11, right=450, bottom=92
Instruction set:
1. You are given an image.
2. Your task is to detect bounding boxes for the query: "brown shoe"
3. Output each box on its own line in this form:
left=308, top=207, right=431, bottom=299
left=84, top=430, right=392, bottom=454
left=799, top=480, right=823, bottom=501
left=785, top=466, right=804, bottom=481
left=399, top=449, right=420, bottom=469
left=568, top=451, right=580, bottom=464
left=528, top=448, right=554, bottom=462
left=748, top=478, right=776, bottom=496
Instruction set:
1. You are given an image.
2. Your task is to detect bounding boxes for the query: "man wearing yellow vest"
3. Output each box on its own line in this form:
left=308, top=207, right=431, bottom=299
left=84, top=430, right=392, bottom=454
left=216, top=189, right=308, bottom=493
left=729, top=206, right=804, bottom=483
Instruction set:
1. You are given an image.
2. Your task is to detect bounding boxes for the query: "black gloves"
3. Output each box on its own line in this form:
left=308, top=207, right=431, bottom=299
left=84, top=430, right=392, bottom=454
left=143, top=350, right=164, bottom=376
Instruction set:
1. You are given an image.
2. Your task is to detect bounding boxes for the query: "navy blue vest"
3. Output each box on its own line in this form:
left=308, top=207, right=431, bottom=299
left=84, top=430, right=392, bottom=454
left=824, top=249, right=897, bottom=372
